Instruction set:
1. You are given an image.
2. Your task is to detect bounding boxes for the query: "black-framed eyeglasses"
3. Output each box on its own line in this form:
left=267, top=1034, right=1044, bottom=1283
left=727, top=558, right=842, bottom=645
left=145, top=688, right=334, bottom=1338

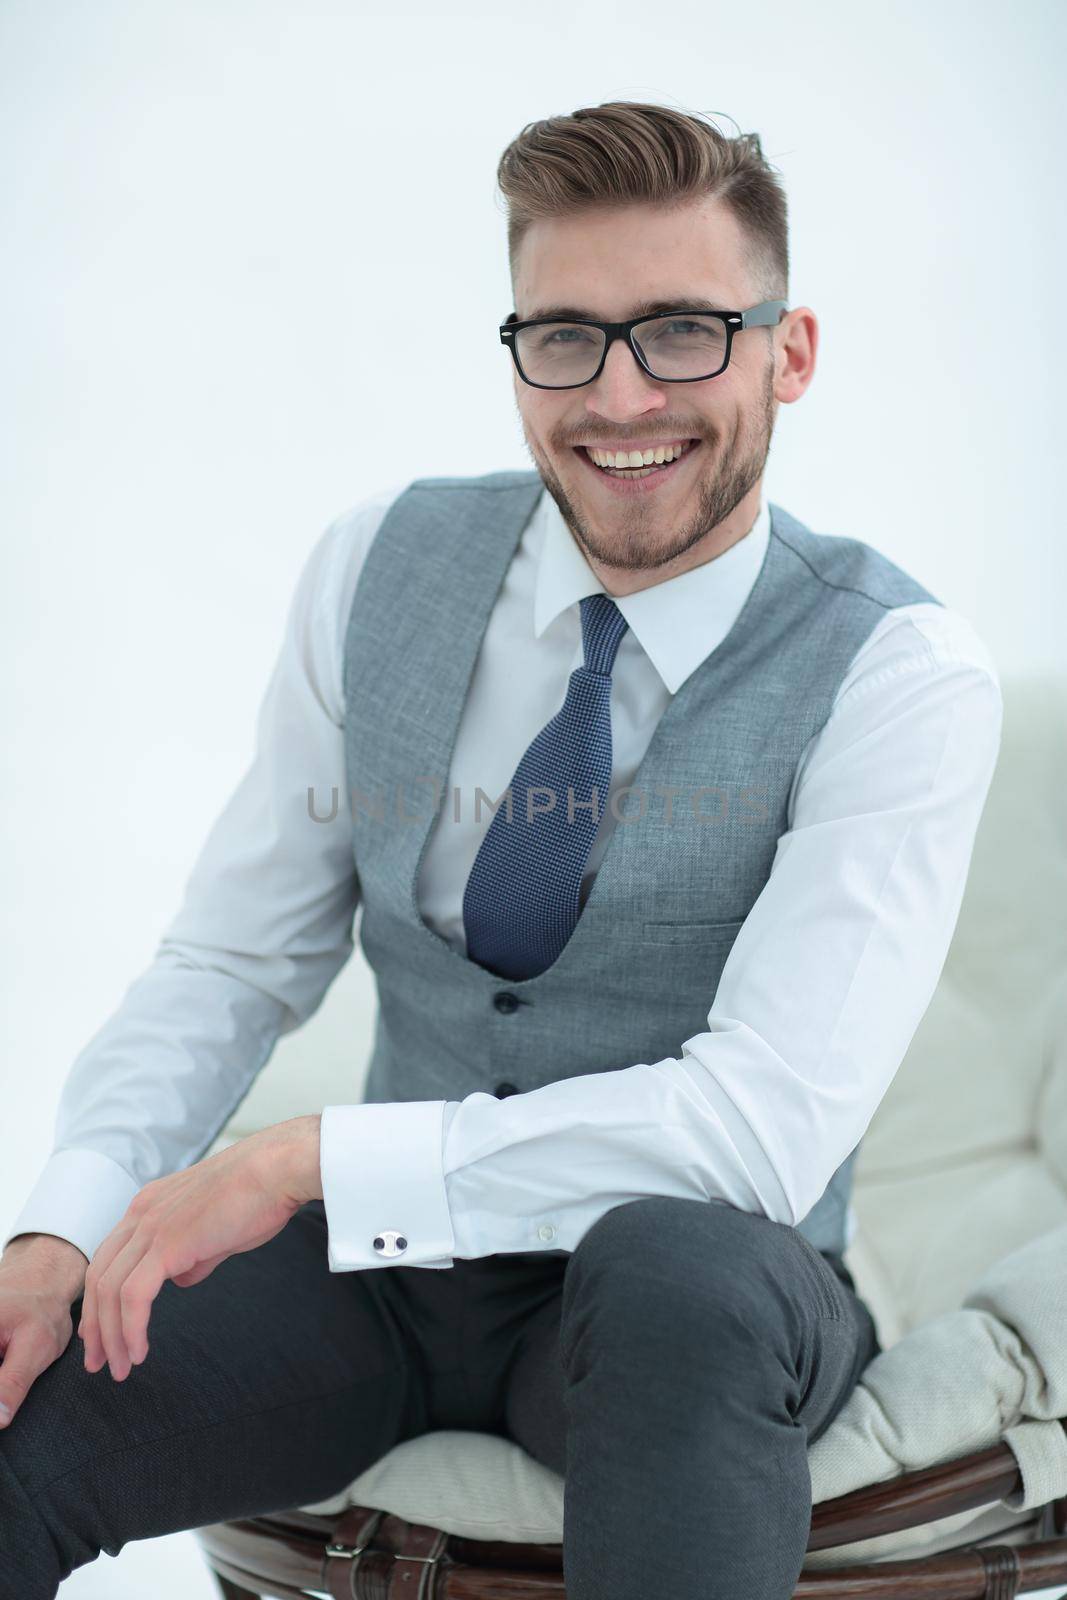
left=499, top=300, right=787, bottom=389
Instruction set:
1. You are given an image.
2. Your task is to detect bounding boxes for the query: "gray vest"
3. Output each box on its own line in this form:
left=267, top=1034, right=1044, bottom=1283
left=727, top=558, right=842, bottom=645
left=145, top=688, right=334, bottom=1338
left=341, top=469, right=941, bottom=1256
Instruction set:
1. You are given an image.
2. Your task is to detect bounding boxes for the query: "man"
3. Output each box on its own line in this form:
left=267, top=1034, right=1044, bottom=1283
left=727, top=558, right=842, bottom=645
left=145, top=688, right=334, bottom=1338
left=0, top=101, right=1002, bottom=1599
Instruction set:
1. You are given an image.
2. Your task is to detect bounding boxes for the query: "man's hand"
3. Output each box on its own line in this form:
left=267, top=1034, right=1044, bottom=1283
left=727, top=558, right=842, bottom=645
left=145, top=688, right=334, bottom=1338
left=0, top=1235, right=90, bottom=1427
left=78, top=1114, right=322, bottom=1383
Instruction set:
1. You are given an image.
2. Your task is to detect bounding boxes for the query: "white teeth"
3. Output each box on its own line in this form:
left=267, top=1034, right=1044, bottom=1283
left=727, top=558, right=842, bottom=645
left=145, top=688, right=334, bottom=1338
left=586, top=440, right=691, bottom=470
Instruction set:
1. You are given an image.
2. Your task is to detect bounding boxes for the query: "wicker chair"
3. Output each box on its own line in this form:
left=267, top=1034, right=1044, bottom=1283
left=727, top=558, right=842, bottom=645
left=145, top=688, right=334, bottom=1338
left=194, top=671, right=1067, bottom=1598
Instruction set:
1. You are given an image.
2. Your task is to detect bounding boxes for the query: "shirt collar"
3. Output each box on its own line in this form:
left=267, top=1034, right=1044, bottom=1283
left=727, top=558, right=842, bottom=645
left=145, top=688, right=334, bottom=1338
left=532, top=489, right=770, bottom=695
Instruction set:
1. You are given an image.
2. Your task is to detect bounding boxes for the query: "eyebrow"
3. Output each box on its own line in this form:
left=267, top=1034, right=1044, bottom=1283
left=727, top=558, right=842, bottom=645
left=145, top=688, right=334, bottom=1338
left=522, top=295, right=734, bottom=321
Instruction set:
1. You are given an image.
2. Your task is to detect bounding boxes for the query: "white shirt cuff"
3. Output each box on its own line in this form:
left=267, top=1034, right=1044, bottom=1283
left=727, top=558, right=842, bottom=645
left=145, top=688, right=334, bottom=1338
left=320, top=1101, right=456, bottom=1270
left=2, top=1148, right=141, bottom=1264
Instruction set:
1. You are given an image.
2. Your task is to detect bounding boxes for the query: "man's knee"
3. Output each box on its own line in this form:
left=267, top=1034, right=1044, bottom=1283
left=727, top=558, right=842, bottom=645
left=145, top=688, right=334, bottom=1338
left=560, top=1196, right=802, bottom=1367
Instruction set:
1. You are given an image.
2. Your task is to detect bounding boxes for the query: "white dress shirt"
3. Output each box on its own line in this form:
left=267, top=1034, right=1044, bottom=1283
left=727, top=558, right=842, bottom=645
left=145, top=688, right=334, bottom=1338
left=4, top=479, right=1004, bottom=1275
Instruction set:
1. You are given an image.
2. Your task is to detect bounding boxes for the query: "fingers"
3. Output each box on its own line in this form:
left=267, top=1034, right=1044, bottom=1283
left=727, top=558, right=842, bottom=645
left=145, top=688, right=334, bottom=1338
left=96, top=1238, right=149, bottom=1381
left=0, top=1318, right=64, bottom=1428
left=117, top=1255, right=165, bottom=1367
left=78, top=1226, right=125, bottom=1375
left=80, top=1223, right=145, bottom=1381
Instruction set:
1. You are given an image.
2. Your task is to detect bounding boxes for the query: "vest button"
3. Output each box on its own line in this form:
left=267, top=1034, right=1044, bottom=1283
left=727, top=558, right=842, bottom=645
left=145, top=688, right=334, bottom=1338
left=494, top=1082, right=519, bottom=1099
left=493, top=992, right=520, bottom=1014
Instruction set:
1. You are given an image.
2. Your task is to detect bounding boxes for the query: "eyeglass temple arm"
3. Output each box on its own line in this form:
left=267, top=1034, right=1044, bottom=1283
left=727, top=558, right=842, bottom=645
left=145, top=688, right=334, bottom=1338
left=740, top=300, right=788, bottom=328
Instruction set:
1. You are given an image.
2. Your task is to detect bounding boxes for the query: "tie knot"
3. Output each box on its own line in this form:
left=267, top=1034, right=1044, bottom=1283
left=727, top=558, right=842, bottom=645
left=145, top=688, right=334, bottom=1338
left=579, top=592, right=629, bottom=677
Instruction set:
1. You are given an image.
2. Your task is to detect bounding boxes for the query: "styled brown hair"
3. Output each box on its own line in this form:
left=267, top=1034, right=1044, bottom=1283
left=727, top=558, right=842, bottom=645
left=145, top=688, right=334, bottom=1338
left=496, top=101, right=789, bottom=306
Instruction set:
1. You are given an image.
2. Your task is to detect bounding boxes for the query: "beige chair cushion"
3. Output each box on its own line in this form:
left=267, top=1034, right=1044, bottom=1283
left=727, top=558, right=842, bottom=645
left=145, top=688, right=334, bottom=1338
left=847, top=674, right=1067, bottom=1351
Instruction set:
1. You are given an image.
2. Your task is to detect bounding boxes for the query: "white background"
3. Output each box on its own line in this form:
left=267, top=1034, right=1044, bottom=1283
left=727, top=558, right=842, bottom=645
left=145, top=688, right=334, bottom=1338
left=1, top=1, right=1064, bottom=1593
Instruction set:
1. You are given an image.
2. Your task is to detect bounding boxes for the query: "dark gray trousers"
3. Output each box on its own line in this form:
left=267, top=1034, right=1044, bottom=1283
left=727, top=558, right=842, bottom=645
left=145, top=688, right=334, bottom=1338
left=0, top=1193, right=880, bottom=1599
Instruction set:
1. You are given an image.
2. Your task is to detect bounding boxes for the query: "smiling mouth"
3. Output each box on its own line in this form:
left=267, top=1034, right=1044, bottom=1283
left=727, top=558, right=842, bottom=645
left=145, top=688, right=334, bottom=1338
left=572, top=438, right=703, bottom=485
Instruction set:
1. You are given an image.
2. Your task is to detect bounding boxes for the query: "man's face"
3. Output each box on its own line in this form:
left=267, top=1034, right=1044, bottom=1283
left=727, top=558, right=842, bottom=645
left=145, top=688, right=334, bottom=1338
left=510, top=195, right=811, bottom=588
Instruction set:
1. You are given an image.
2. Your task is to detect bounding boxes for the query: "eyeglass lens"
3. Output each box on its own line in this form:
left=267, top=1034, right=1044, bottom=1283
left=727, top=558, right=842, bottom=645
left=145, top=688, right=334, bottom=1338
left=513, top=314, right=729, bottom=386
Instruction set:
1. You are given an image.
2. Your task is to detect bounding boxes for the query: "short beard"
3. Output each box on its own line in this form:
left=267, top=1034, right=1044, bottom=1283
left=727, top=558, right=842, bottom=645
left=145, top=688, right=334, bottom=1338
left=522, top=353, right=777, bottom=574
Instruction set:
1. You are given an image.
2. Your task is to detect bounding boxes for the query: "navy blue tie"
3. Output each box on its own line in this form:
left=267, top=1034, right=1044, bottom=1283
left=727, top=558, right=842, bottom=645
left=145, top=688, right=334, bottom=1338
left=462, top=592, right=630, bottom=980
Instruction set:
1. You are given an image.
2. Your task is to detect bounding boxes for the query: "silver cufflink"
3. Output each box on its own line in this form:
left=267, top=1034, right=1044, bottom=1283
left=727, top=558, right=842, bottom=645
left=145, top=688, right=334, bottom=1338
left=373, top=1231, right=408, bottom=1257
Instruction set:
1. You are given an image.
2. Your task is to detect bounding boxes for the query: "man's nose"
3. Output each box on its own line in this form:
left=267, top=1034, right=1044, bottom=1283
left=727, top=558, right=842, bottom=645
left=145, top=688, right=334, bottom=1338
left=585, top=334, right=668, bottom=416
